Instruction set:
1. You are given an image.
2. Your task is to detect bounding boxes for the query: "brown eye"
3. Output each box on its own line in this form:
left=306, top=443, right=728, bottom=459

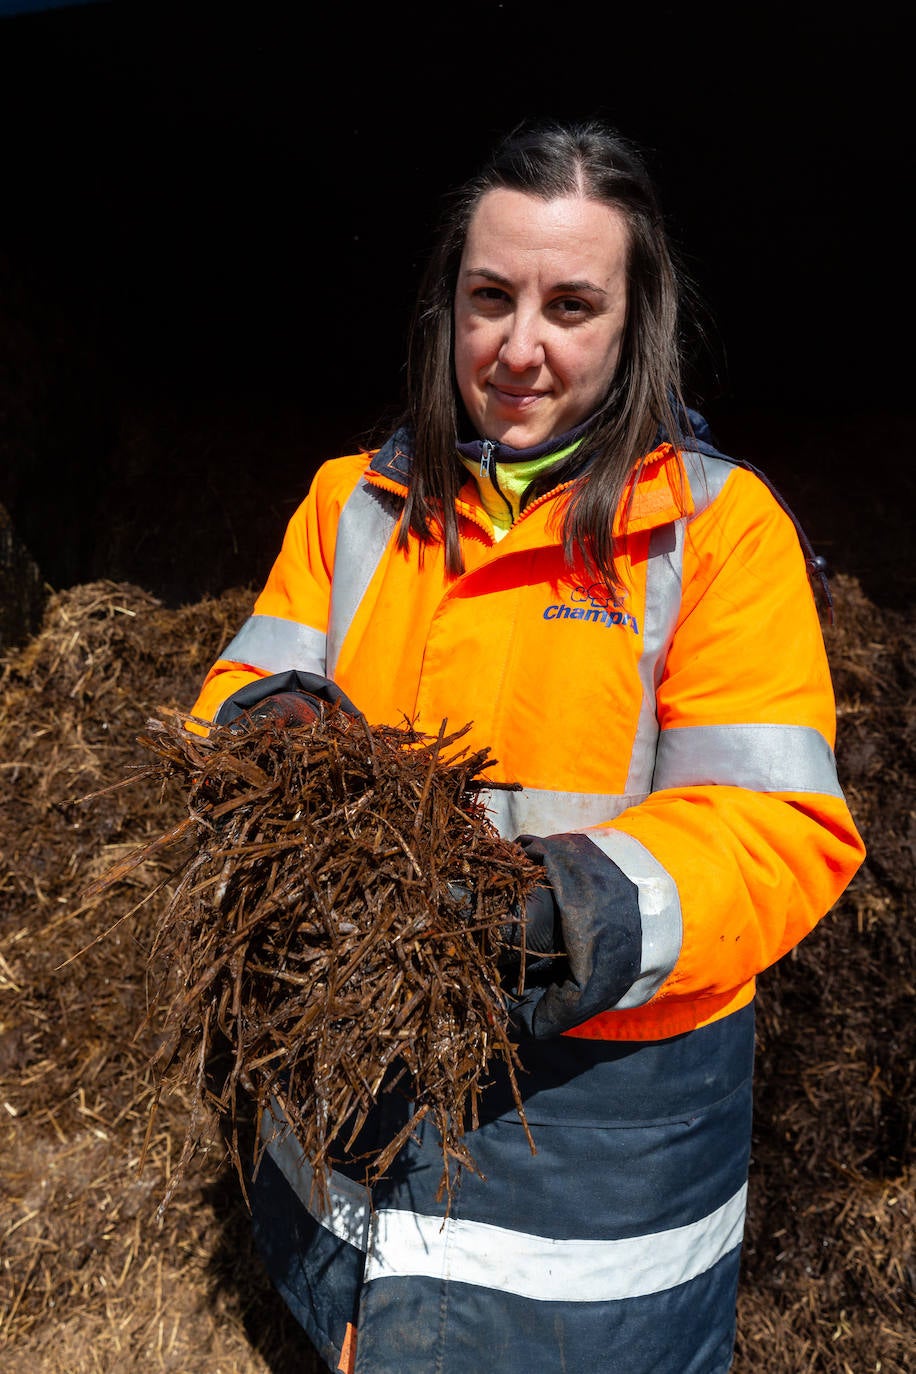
left=554, top=297, right=590, bottom=317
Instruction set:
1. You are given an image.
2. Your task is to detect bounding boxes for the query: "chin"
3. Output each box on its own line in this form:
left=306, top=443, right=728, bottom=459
left=478, top=410, right=550, bottom=449
left=506, top=427, right=547, bottom=449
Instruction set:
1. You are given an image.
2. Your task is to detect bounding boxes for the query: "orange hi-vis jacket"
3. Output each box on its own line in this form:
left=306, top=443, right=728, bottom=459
left=192, top=428, right=865, bottom=1042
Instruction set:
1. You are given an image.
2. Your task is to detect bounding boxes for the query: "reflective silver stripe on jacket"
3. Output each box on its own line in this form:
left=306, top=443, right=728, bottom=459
left=583, top=828, right=683, bottom=1007
left=217, top=478, right=399, bottom=681
left=623, top=517, right=681, bottom=795
left=483, top=786, right=649, bottom=839
left=654, top=723, right=844, bottom=796
left=220, top=614, right=327, bottom=676
left=623, top=450, right=735, bottom=797
left=326, top=481, right=400, bottom=679
left=261, top=1106, right=746, bottom=1302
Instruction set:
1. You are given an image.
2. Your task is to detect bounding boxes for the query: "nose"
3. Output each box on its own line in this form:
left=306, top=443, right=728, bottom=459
left=497, top=308, right=545, bottom=372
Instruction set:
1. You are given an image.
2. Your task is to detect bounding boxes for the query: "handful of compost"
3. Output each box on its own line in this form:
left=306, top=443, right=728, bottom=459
left=89, top=703, right=542, bottom=1211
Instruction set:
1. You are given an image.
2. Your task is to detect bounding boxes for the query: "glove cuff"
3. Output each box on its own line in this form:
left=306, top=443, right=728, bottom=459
left=215, top=670, right=363, bottom=726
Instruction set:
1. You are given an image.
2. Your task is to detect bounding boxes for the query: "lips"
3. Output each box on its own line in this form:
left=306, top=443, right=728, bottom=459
left=488, top=382, right=548, bottom=407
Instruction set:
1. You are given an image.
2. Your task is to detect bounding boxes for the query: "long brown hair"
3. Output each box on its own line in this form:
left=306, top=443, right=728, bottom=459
left=400, top=120, right=691, bottom=582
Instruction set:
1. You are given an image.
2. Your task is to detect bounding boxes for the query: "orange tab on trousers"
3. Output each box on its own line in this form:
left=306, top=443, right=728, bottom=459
left=337, top=1321, right=357, bottom=1374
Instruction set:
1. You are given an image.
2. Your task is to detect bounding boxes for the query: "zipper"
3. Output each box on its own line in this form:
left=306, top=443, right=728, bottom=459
left=477, top=438, right=518, bottom=529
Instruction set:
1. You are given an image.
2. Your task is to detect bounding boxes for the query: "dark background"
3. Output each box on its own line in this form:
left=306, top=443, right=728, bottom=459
left=0, top=0, right=911, bottom=612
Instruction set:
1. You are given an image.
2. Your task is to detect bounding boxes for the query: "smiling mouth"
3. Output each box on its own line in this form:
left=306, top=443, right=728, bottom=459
left=489, top=384, right=547, bottom=405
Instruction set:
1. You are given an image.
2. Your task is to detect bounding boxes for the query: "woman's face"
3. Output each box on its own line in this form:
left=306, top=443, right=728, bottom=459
left=453, top=189, right=629, bottom=449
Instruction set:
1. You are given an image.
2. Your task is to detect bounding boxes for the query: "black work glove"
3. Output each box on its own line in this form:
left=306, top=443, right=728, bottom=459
left=508, top=833, right=643, bottom=1040
left=445, top=880, right=560, bottom=972
left=500, top=884, right=561, bottom=957
left=497, top=883, right=564, bottom=989
left=237, top=691, right=324, bottom=728
left=215, top=670, right=363, bottom=730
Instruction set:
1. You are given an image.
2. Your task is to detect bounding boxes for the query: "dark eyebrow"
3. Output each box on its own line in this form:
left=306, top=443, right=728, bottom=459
left=554, top=279, right=607, bottom=297
left=463, top=268, right=607, bottom=297
left=463, top=268, right=513, bottom=286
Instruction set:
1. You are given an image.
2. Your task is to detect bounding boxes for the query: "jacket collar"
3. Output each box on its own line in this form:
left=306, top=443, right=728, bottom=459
left=616, top=443, right=694, bottom=534
left=368, top=427, right=414, bottom=487
left=454, top=415, right=594, bottom=468
left=367, top=425, right=705, bottom=536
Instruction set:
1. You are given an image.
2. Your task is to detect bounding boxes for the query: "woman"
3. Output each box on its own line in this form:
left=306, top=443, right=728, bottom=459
left=191, top=122, right=864, bottom=1373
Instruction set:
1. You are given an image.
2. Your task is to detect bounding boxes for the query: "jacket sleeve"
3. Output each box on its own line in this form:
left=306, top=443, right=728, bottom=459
left=190, top=457, right=358, bottom=725
left=532, top=467, right=865, bottom=1038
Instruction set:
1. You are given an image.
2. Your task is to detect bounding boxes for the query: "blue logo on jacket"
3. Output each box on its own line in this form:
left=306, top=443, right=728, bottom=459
left=542, top=582, right=639, bottom=634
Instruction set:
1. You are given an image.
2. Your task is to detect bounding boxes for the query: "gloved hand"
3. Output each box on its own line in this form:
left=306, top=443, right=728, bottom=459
left=499, top=884, right=562, bottom=957
left=446, top=880, right=560, bottom=965
left=508, top=833, right=643, bottom=1039
left=215, top=670, right=363, bottom=730
left=447, top=877, right=560, bottom=1003
left=239, top=691, right=324, bottom=728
